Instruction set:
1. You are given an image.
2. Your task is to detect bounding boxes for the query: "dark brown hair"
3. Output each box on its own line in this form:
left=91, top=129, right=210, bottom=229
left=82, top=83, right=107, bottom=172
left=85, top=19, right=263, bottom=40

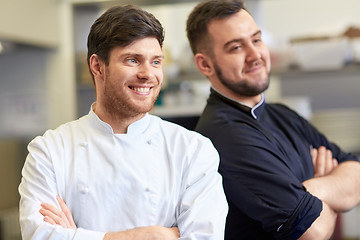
left=186, top=0, right=246, bottom=55
left=87, top=5, right=164, bottom=81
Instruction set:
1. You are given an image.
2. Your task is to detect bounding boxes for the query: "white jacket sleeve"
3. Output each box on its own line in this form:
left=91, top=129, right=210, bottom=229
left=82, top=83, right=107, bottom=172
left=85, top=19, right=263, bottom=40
left=176, top=136, right=228, bottom=240
left=18, top=135, right=106, bottom=240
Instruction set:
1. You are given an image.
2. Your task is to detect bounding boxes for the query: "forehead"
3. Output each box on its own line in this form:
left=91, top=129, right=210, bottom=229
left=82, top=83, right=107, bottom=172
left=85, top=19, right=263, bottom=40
left=110, top=37, right=163, bottom=58
left=207, top=10, right=259, bottom=46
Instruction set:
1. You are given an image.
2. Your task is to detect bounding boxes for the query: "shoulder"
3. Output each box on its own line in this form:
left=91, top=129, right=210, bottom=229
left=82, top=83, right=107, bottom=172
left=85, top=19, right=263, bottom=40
left=197, top=103, right=257, bottom=144
left=29, top=114, right=91, bottom=149
left=153, top=115, right=221, bottom=168
left=267, top=102, right=299, bottom=115
left=151, top=115, right=209, bottom=141
left=266, top=102, right=311, bottom=129
left=149, top=115, right=216, bottom=155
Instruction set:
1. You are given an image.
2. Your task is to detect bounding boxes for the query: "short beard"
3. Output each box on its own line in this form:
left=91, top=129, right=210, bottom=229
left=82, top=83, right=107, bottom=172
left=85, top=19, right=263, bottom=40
left=102, top=81, right=158, bottom=120
left=214, top=62, right=269, bottom=97
left=103, top=84, right=138, bottom=119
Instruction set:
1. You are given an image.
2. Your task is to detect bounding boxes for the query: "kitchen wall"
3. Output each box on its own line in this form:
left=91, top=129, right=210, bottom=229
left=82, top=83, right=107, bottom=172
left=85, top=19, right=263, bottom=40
left=259, top=0, right=360, bottom=38
left=0, top=0, right=360, bottom=238
left=0, top=46, right=50, bottom=137
left=2, top=0, right=360, bottom=133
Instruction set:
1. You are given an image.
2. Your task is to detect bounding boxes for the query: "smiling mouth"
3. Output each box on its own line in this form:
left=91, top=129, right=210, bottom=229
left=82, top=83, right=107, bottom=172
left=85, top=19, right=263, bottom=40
left=130, top=87, right=151, bottom=94
left=246, top=66, right=262, bottom=73
left=245, top=62, right=264, bottom=74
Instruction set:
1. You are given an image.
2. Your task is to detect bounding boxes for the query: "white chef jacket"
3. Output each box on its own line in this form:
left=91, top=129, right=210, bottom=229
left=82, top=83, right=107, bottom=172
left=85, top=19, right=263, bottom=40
left=18, top=107, right=228, bottom=240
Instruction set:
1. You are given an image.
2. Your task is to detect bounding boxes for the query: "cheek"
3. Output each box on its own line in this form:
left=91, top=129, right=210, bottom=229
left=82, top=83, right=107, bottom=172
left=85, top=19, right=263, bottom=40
left=261, top=48, right=272, bottom=69
left=155, top=69, right=164, bottom=83
left=225, top=59, right=246, bottom=76
left=266, top=54, right=272, bottom=71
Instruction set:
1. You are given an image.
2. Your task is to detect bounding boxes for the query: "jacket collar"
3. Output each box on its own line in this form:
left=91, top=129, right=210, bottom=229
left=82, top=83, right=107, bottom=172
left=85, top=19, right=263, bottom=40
left=210, top=87, right=265, bottom=120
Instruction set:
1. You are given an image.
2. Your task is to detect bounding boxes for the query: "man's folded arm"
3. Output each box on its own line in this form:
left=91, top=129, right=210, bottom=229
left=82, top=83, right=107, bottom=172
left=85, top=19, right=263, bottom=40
left=40, top=196, right=180, bottom=240
left=298, top=201, right=337, bottom=240
left=303, top=160, right=360, bottom=212
left=299, top=147, right=360, bottom=239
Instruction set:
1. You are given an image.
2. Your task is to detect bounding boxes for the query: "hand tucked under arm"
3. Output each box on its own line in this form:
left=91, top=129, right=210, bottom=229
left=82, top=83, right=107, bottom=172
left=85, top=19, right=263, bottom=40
left=40, top=196, right=180, bottom=240
left=40, top=195, right=76, bottom=229
left=311, top=146, right=338, bottom=178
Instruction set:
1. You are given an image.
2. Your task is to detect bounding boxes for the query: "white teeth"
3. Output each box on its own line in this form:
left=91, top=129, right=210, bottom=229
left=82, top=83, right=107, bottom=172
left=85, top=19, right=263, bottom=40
left=132, top=87, right=150, bottom=93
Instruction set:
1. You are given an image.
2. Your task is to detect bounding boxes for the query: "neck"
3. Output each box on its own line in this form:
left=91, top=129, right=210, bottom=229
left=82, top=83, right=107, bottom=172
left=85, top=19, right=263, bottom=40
left=93, top=103, right=146, bottom=134
left=211, top=86, right=262, bottom=108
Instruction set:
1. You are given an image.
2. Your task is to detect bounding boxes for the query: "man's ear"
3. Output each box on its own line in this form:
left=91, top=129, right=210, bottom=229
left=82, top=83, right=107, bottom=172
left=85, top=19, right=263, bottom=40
left=89, top=54, right=105, bottom=82
left=194, top=53, right=214, bottom=77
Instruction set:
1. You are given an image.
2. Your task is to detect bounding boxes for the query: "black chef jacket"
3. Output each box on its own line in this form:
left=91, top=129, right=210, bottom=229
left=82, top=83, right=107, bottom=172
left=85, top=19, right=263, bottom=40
left=196, top=88, right=360, bottom=239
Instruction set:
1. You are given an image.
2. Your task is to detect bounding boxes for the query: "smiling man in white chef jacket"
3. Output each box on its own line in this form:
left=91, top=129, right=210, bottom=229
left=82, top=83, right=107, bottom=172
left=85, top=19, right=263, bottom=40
left=18, top=4, right=227, bottom=240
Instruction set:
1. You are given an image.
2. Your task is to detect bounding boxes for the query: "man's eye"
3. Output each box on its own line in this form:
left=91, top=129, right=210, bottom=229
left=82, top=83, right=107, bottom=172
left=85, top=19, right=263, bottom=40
left=231, top=45, right=242, bottom=51
left=152, top=59, right=163, bottom=66
left=128, top=59, right=137, bottom=64
left=254, top=38, right=262, bottom=44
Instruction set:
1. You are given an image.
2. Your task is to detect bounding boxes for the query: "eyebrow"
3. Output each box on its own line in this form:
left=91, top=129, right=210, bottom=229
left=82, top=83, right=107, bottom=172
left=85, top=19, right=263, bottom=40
left=223, top=30, right=262, bottom=49
left=121, top=53, right=164, bottom=60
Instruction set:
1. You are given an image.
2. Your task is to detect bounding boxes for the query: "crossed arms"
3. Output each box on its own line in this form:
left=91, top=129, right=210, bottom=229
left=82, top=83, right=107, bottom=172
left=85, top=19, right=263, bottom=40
left=40, top=196, right=179, bottom=240
left=39, top=146, right=360, bottom=240
left=300, top=146, right=360, bottom=240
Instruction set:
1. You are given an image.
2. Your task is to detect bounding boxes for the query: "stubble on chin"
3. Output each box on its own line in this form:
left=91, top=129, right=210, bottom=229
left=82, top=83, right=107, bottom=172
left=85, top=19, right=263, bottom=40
left=103, top=88, right=159, bottom=119
left=214, top=63, right=270, bottom=97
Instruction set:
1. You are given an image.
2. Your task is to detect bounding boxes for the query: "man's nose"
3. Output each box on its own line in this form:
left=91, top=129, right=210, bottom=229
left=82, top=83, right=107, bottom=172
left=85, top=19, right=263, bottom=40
left=137, top=63, right=154, bottom=80
left=245, top=45, right=261, bottom=62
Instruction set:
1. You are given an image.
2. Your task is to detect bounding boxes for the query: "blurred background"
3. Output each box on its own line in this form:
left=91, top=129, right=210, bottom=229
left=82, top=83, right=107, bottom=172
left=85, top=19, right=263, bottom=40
left=0, top=0, right=359, bottom=239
